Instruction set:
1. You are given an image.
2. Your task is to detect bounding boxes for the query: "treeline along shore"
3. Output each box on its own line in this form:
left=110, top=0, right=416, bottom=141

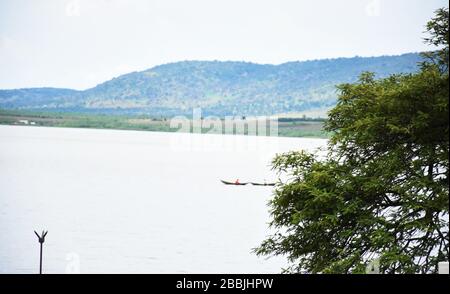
left=0, top=109, right=329, bottom=138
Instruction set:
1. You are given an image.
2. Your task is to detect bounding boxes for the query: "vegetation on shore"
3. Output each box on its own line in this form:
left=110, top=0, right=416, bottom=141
left=0, top=109, right=329, bottom=138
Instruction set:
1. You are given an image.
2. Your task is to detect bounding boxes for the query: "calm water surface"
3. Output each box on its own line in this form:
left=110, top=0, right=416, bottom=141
left=0, top=125, right=326, bottom=273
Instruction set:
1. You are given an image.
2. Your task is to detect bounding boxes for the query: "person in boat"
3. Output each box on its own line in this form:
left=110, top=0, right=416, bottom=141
left=235, top=179, right=240, bottom=184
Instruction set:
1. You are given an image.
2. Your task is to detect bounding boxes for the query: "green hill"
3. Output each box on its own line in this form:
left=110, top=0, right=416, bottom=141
left=0, top=53, right=423, bottom=117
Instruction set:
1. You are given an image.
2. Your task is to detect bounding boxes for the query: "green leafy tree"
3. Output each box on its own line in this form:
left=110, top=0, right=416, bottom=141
left=255, top=8, right=449, bottom=274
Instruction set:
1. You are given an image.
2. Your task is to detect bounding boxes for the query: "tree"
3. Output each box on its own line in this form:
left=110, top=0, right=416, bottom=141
left=422, top=7, right=449, bottom=74
left=255, top=8, right=449, bottom=274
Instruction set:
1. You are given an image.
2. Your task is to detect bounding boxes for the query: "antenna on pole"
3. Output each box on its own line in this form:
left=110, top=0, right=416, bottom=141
left=34, top=230, right=48, bottom=274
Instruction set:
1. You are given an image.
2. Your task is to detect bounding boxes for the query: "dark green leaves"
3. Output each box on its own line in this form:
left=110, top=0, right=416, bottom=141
left=256, top=8, right=449, bottom=274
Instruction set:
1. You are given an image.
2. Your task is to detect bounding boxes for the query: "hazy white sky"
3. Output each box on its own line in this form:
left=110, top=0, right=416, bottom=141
left=0, top=0, right=448, bottom=90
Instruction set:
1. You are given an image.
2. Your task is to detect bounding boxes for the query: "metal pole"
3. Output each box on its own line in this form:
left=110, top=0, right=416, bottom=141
left=34, top=230, right=48, bottom=275
left=39, top=242, right=43, bottom=274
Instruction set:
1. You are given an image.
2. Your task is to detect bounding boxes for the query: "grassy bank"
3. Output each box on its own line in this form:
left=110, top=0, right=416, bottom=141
left=0, top=109, right=329, bottom=138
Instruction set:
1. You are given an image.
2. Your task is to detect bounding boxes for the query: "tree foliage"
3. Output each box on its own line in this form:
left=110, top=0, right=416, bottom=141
left=255, top=8, right=449, bottom=274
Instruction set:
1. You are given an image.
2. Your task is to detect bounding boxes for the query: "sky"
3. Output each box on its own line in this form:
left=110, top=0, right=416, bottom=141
left=0, top=0, right=448, bottom=90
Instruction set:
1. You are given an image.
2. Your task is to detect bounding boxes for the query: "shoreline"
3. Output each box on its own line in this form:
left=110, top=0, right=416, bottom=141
left=0, top=110, right=330, bottom=139
left=0, top=123, right=330, bottom=141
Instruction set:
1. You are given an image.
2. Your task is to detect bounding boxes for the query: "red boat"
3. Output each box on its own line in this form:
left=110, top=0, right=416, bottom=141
left=220, top=180, right=248, bottom=186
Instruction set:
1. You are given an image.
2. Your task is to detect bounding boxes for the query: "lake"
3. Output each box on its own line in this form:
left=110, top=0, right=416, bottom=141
left=0, top=125, right=326, bottom=273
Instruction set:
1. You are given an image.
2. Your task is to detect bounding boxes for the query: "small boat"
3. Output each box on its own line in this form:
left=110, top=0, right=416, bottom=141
left=250, top=182, right=276, bottom=186
left=220, top=180, right=248, bottom=186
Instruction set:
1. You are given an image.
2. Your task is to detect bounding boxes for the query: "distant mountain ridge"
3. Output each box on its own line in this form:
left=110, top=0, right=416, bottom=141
left=0, top=53, right=423, bottom=117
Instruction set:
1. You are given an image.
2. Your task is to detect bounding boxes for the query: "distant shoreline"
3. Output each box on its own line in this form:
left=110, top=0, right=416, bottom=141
left=0, top=109, right=330, bottom=139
